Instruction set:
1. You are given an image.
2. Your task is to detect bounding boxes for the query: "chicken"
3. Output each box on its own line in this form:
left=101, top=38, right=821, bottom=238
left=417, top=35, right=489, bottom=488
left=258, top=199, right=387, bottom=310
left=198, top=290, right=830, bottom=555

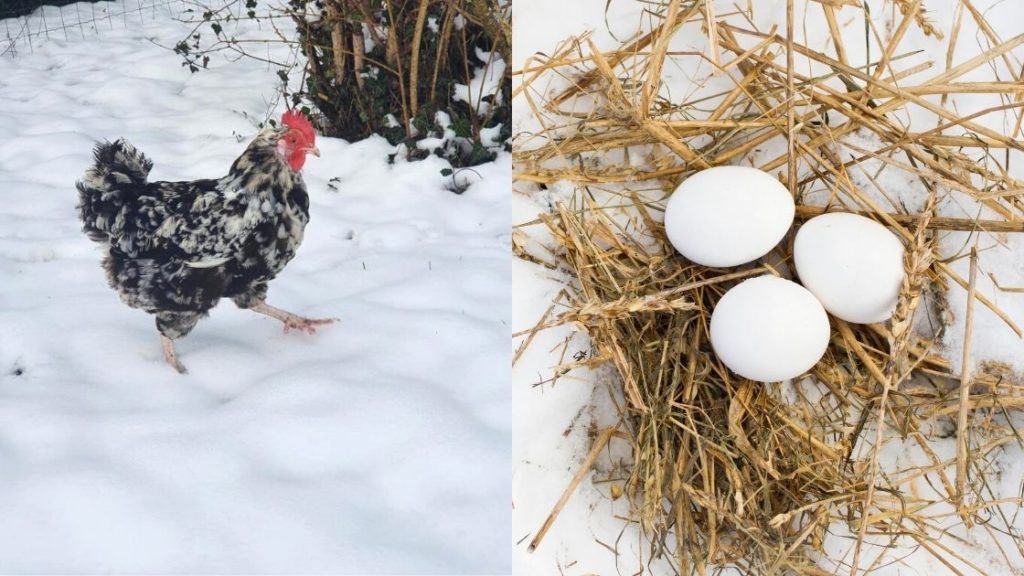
left=76, top=110, right=334, bottom=373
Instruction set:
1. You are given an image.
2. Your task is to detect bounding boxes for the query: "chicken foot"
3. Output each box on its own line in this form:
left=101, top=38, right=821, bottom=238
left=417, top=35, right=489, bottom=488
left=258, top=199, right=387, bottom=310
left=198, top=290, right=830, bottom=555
left=161, top=335, right=188, bottom=374
left=250, top=301, right=337, bottom=335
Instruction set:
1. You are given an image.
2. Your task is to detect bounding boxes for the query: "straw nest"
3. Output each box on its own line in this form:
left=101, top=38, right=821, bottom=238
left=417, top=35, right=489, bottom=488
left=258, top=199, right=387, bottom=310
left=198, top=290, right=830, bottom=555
left=514, top=1, right=1024, bottom=573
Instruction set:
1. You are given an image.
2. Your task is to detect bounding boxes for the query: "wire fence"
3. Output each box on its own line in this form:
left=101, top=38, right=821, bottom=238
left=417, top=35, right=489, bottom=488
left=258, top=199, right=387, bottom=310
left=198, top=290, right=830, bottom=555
left=1, top=0, right=192, bottom=56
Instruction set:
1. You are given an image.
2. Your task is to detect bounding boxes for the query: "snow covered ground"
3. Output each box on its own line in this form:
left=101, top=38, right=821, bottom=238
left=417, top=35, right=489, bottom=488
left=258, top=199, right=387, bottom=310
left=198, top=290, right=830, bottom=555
left=0, top=1, right=509, bottom=572
left=514, top=1, right=1024, bottom=575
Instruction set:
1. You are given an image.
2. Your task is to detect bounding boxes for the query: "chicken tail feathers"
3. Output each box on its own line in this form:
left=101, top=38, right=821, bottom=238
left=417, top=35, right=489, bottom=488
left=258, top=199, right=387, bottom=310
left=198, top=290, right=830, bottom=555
left=77, top=139, right=153, bottom=244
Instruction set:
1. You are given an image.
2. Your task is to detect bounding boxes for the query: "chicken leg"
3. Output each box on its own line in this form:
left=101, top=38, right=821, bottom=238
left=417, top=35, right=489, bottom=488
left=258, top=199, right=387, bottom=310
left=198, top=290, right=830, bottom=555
left=161, top=335, right=188, bottom=374
left=250, top=301, right=337, bottom=335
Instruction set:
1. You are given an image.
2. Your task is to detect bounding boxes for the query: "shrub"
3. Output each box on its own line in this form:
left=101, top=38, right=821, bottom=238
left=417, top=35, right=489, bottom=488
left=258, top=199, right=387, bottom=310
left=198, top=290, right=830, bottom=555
left=176, top=0, right=510, bottom=168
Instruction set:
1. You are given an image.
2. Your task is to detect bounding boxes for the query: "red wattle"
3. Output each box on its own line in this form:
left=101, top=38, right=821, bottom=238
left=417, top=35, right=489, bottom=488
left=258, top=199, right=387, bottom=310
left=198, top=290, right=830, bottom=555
left=287, top=152, right=306, bottom=171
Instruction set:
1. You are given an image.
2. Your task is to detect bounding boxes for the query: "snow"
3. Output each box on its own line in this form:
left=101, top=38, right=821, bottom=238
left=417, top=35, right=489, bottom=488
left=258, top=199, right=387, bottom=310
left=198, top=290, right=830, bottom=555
left=0, top=1, right=509, bottom=572
left=514, top=0, right=1024, bottom=574
left=416, top=111, right=456, bottom=152
left=453, top=47, right=506, bottom=118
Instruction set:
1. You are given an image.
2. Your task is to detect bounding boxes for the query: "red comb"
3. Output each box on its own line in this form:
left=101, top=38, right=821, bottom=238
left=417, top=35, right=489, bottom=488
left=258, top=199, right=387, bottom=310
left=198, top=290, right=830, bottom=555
left=282, top=109, right=316, bottom=143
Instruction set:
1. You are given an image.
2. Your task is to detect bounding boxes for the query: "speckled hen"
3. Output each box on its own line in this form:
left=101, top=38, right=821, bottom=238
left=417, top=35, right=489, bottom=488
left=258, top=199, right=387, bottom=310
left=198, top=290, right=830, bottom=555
left=76, top=110, right=334, bottom=373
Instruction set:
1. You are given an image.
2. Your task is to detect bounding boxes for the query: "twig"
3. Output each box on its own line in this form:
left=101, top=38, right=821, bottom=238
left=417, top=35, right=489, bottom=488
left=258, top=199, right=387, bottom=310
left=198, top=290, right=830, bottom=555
left=408, top=0, right=431, bottom=124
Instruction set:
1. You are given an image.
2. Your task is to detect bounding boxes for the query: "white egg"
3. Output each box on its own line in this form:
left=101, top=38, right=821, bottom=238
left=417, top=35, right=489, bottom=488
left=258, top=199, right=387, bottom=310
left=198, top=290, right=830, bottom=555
left=794, top=212, right=905, bottom=324
left=710, top=276, right=831, bottom=383
left=664, top=166, right=794, bottom=267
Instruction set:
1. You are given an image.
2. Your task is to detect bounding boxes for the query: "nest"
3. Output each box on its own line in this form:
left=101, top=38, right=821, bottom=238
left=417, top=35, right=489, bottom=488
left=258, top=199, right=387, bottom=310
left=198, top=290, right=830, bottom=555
left=514, top=1, right=1024, bottom=573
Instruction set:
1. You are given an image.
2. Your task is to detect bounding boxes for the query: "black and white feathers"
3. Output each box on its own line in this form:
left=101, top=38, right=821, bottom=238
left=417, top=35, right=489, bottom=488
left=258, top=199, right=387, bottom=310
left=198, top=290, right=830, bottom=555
left=76, top=129, right=311, bottom=339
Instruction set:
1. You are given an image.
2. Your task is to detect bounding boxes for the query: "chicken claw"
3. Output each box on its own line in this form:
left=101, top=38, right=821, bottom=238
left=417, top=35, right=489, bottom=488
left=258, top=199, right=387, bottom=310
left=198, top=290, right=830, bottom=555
left=251, top=301, right=338, bottom=335
left=161, top=335, right=189, bottom=374
left=282, top=316, right=337, bottom=335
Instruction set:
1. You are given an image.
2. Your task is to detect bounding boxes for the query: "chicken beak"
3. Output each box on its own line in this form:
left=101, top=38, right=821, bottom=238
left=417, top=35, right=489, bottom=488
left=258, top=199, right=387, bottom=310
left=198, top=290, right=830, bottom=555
left=307, top=146, right=321, bottom=158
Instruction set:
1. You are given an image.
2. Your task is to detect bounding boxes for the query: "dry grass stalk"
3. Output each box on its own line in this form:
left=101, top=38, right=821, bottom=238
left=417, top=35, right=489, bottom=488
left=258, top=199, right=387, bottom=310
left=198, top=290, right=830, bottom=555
left=850, top=188, right=936, bottom=575
left=889, top=0, right=943, bottom=39
left=812, top=0, right=861, bottom=7
left=528, top=426, right=618, bottom=552
left=514, top=1, right=1024, bottom=573
left=795, top=205, right=1024, bottom=232
left=785, top=0, right=796, bottom=194
left=956, top=247, right=979, bottom=512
